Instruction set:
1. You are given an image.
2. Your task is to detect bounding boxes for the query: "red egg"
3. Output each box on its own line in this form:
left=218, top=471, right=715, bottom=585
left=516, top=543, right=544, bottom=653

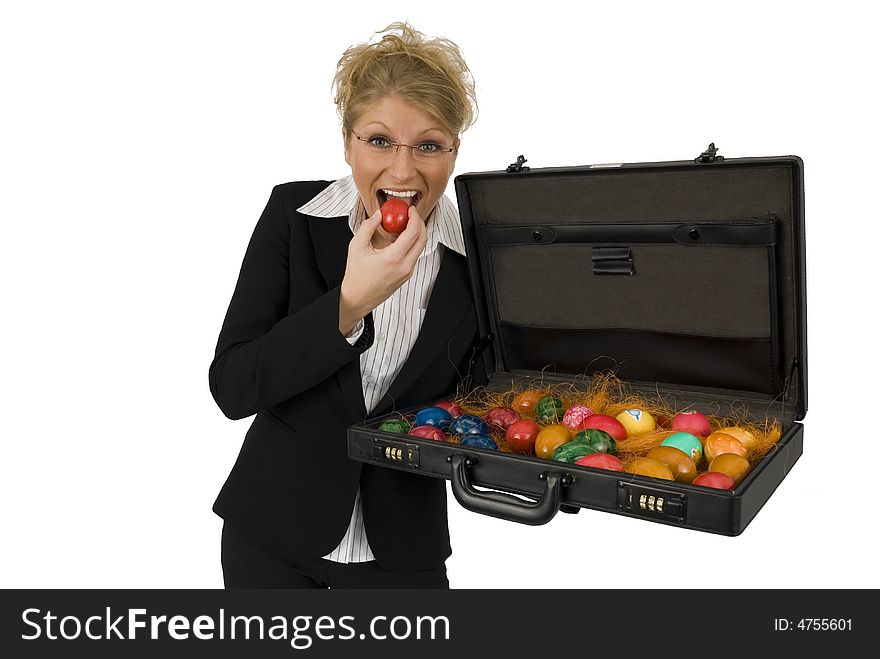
left=574, top=453, right=624, bottom=472
left=433, top=400, right=463, bottom=418
left=672, top=411, right=712, bottom=437
left=505, top=419, right=541, bottom=454
left=577, top=414, right=628, bottom=442
left=381, top=197, right=410, bottom=234
left=692, top=471, right=735, bottom=490
left=409, top=425, right=445, bottom=441
left=484, top=406, right=520, bottom=430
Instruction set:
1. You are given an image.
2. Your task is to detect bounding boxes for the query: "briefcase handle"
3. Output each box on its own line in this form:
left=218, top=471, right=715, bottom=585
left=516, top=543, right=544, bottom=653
left=449, top=454, right=567, bottom=526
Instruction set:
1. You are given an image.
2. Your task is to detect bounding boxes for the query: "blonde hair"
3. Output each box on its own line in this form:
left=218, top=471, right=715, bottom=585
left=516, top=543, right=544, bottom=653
left=333, top=22, right=478, bottom=140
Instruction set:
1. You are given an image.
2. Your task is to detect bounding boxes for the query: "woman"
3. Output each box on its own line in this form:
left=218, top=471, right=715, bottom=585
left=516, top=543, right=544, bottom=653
left=209, top=22, right=479, bottom=588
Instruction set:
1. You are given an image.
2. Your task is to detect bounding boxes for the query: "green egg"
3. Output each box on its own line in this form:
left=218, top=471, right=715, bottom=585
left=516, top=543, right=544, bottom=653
left=573, top=429, right=618, bottom=454
left=660, top=432, right=703, bottom=463
left=379, top=418, right=412, bottom=434
left=534, top=396, right=564, bottom=423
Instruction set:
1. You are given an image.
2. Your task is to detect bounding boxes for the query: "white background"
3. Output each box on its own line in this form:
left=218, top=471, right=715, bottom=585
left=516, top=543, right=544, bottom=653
left=2, top=0, right=878, bottom=589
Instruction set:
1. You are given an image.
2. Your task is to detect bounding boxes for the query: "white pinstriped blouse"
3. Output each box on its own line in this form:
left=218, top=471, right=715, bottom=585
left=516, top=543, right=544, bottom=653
left=297, top=176, right=466, bottom=563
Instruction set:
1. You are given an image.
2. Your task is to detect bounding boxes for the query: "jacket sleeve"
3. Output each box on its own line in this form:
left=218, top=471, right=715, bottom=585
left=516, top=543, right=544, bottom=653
left=208, top=185, right=373, bottom=420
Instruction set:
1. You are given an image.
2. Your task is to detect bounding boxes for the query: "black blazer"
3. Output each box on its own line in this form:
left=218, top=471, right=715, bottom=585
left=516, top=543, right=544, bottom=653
left=209, top=181, right=480, bottom=571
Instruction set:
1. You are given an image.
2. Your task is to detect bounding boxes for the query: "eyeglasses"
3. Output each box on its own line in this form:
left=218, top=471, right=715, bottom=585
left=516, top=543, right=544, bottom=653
left=349, top=129, right=456, bottom=164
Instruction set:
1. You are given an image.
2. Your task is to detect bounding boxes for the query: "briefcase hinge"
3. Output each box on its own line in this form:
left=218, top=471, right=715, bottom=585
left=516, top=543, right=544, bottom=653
left=695, top=142, right=724, bottom=163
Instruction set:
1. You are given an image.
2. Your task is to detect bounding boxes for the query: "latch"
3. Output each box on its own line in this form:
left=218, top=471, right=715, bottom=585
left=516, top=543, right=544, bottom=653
left=506, top=155, right=530, bottom=173
left=695, top=142, right=724, bottom=163
left=592, top=246, right=633, bottom=275
left=617, top=482, right=686, bottom=523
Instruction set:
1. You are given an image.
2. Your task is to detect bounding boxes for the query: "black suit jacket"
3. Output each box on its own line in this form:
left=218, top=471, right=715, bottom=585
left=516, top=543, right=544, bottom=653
left=209, top=181, right=480, bottom=571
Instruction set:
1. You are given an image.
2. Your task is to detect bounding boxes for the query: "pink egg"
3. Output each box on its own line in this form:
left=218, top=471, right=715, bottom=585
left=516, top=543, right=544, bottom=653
left=433, top=400, right=463, bottom=419
left=409, top=425, right=446, bottom=441
left=483, top=406, right=520, bottom=430
left=562, top=405, right=594, bottom=431
left=671, top=411, right=711, bottom=437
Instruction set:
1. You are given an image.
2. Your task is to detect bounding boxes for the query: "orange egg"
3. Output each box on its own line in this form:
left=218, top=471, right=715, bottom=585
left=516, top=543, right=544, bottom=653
left=708, top=453, right=751, bottom=484
left=715, top=426, right=759, bottom=452
left=646, top=446, right=698, bottom=483
left=511, top=390, right=545, bottom=417
left=704, top=432, right=748, bottom=463
left=626, top=457, right=674, bottom=480
left=534, top=424, right=573, bottom=459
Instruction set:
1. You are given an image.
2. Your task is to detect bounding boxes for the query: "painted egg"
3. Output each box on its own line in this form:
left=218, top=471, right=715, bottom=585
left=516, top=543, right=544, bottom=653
left=575, top=453, right=624, bottom=472
left=379, top=418, right=412, bottom=434
left=433, top=400, right=463, bottom=418
left=562, top=404, right=594, bottom=431
left=660, top=432, right=703, bottom=464
left=535, top=424, right=573, bottom=460
left=704, top=432, right=748, bottom=463
left=692, top=471, right=735, bottom=490
left=534, top=395, right=565, bottom=423
left=715, top=426, right=759, bottom=452
left=484, top=406, right=520, bottom=430
left=646, top=445, right=697, bottom=483
left=511, top=390, right=544, bottom=416
left=671, top=411, right=712, bottom=437
left=460, top=434, right=499, bottom=450
left=449, top=414, right=490, bottom=436
left=505, top=419, right=541, bottom=454
left=573, top=429, right=617, bottom=454
left=626, top=457, right=675, bottom=481
left=577, top=414, right=628, bottom=442
left=409, top=425, right=445, bottom=441
left=615, top=408, right=656, bottom=436
left=414, top=407, right=452, bottom=430
left=708, top=453, right=751, bottom=484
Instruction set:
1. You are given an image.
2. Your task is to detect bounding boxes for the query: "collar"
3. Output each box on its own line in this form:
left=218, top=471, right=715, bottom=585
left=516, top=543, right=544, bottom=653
left=297, top=175, right=466, bottom=257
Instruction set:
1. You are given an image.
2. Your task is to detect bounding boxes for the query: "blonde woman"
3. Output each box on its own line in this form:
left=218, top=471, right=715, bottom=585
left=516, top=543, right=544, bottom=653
left=210, top=22, right=479, bottom=588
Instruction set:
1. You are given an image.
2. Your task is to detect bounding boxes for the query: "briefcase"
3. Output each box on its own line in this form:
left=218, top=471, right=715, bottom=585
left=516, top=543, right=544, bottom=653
left=347, top=144, right=806, bottom=535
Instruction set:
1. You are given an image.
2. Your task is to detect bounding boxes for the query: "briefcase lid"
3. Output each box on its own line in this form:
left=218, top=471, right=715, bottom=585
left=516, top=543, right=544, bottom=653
left=454, top=146, right=806, bottom=421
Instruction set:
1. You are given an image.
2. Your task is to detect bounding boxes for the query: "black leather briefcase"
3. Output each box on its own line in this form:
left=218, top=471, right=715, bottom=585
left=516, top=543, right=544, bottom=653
left=347, top=144, right=806, bottom=535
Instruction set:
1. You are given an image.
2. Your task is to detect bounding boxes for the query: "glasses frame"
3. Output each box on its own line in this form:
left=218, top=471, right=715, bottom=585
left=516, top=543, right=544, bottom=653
left=349, top=129, right=456, bottom=162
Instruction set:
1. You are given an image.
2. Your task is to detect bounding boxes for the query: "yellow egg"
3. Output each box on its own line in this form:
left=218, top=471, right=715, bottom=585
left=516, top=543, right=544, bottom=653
left=626, top=457, right=674, bottom=480
left=615, top=409, right=656, bottom=436
left=708, top=453, right=752, bottom=484
left=646, top=446, right=698, bottom=483
left=534, top=424, right=573, bottom=460
left=715, top=426, right=759, bottom=452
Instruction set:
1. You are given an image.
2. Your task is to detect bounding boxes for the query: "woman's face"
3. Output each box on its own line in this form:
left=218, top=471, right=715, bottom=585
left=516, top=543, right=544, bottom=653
left=343, top=95, right=458, bottom=233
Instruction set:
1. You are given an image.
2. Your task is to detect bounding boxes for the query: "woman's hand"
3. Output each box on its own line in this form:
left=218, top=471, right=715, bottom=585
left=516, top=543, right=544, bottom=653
left=338, top=204, right=428, bottom=335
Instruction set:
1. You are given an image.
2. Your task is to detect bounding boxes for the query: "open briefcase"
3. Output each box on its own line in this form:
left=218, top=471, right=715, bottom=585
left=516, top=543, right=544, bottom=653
left=347, top=144, right=806, bottom=536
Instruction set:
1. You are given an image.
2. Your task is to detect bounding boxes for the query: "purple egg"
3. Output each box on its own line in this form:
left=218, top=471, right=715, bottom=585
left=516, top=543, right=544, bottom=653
left=449, top=414, right=490, bottom=436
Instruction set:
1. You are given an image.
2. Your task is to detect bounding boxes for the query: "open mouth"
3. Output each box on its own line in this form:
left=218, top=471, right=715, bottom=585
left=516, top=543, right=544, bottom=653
left=377, top=189, right=422, bottom=209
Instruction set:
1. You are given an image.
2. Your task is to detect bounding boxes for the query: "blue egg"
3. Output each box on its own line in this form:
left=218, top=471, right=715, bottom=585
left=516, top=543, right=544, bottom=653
left=460, top=434, right=499, bottom=450
left=414, top=407, right=452, bottom=430
left=449, top=414, right=490, bottom=436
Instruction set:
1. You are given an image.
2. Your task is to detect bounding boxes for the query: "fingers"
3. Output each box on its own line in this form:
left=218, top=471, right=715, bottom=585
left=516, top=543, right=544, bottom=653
left=352, top=207, right=383, bottom=247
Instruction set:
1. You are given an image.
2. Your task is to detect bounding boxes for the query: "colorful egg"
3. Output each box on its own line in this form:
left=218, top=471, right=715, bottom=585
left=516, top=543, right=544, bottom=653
left=692, top=472, right=735, bottom=490
left=646, top=445, right=697, bottom=483
left=414, top=407, right=452, bottom=430
left=573, top=429, right=617, bottom=454
left=708, top=453, right=751, bottom=484
left=535, top=424, right=573, bottom=460
left=671, top=410, right=712, bottom=437
left=379, top=418, right=411, bottom=434
left=577, top=414, right=628, bottom=442
left=534, top=395, right=564, bottom=423
left=484, top=406, right=520, bottom=430
left=626, top=457, right=674, bottom=480
left=660, top=432, right=703, bottom=464
left=715, top=426, right=759, bottom=453
left=562, top=404, right=594, bottom=431
left=449, top=414, right=490, bottom=436
left=505, top=419, right=541, bottom=454
left=575, top=453, right=624, bottom=472
left=460, top=434, right=499, bottom=450
left=704, top=432, right=748, bottom=463
left=409, top=425, right=445, bottom=441
left=511, top=390, right=544, bottom=416
left=615, top=408, right=656, bottom=436
left=433, top=400, right=463, bottom=418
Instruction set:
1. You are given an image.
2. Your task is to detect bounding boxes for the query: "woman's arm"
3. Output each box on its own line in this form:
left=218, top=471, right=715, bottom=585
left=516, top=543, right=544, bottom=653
left=208, top=185, right=373, bottom=421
